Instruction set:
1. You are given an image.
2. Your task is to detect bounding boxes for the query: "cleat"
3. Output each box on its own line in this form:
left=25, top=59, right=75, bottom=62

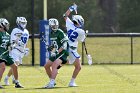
left=68, top=82, right=78, bottom=87
left=43, top=83, right=55, bottom=89
left=0, top=85, right=4, bottom=88
left=4, top=77, right=10, bottom=86
left=15, top=82, right=24, bottom=88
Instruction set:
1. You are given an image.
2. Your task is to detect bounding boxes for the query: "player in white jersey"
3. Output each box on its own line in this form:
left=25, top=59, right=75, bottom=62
left=63, top=3, right=86, bottom=87
left=4, top=17, right=29, bottom=87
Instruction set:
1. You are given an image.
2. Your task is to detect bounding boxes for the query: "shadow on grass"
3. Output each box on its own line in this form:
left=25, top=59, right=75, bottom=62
left=22, top=86, right=72, bottom=90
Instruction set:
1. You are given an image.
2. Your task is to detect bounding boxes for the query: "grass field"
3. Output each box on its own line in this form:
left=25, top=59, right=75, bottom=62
left=1, top=37, right=140, bottom=93
left=0, top=65, right=140, bottom=93
left=23, top=37, right=140, bottom=65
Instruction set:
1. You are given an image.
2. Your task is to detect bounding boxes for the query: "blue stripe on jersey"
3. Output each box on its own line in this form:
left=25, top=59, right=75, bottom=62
left=71, top=51, right=80, bottom=58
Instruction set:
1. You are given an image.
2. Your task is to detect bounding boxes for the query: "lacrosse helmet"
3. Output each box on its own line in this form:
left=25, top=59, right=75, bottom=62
left=72, top=15, right=84, bottom=28
left=16, top=17, right=27, bottom=29
left=0, top=18, right=10, bottom=31
left=49, top=18, right=59, bottom=31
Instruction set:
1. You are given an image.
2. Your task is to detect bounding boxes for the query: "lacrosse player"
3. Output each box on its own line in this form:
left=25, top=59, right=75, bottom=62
left=4, top=17, right=29, bottom=87
left=0, top=18, right=23, bottom=88
left=63, top=3, right=86, bottom=87
left=43, top=18, right=69, bottom=88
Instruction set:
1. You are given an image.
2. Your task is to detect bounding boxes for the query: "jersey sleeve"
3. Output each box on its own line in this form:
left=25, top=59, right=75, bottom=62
left=78, top=29, right=86, bottom=42
left=59, top=30, right=68, bottom=44
left=10, top=28, right=18, bottom=43
left=66, top=17, right=75, bottom=31
left=25, top=29, right=30, bottom=43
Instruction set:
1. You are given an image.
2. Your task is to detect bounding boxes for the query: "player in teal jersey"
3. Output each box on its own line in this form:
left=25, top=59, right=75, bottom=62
left=0, top=18, right=23, bottom=88
left=43, top=18, right=69, bottom=88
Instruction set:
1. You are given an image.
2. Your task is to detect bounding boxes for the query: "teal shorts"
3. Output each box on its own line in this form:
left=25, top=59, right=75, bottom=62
left=0, top=52, right=14, bottom=66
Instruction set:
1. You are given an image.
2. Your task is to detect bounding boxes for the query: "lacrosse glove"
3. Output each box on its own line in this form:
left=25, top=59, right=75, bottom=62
left=69, top=3, right=77, bottom=12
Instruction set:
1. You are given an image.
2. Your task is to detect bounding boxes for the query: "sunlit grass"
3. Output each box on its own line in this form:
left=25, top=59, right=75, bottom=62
left=0, top=65, right=140, bottom=93
left=22, top=37, right=140, bottom=65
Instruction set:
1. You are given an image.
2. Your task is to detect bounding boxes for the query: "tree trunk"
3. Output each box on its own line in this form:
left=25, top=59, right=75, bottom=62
left=99, top=0, right=117, bottom=33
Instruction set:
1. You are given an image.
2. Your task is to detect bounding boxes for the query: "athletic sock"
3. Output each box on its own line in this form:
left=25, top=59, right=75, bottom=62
left=70, top=78, right=75, bottom=83
left=5, top=75, right=9, bottom=79
left=15, top=80, right=19, bottom=83
left=50, top=79, right=55, bottom=84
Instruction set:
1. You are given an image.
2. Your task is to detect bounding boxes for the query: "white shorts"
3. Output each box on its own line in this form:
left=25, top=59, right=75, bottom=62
left=68, top=49, right=80, bottom=64
left=9, top=49, right=24, bottom=65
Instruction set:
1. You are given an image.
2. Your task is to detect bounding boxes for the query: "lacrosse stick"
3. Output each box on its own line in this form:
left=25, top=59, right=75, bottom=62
left=83, top=30, right=93, bottom=65
left=73, top=3, right=77, bottom=14
left=0, top=50, right=9, bottom=58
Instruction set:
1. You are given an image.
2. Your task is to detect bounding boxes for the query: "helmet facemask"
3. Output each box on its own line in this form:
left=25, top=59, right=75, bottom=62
left=72, top=15, right=84, bottom=28
left=16, top=17, right=27, bottom=30
left=49, top=18, right=59, bottom=31
left=0, top=18, right=10, bottom=31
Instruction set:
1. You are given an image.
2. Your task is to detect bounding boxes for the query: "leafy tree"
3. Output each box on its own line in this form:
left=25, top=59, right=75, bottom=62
left=118, top=0, right=140, bottom=32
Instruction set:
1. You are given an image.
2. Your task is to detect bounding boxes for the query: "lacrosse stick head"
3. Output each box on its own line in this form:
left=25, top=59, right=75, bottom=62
left=87, top=54, right=93, bottom=65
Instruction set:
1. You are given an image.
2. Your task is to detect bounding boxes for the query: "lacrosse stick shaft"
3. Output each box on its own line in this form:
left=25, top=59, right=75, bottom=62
left=83, top=42, right=88, bottom=55
left=0, top=50, right=9, bottom=58
left=0, top=33, right=22, bottom=58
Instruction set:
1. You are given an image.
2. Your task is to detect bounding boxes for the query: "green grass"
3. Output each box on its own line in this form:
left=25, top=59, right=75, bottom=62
left=0, top=65, right=140, bottom=93
left=23, top=37, right=140, bottom=65
left=1, top=37, right=140, bottom=92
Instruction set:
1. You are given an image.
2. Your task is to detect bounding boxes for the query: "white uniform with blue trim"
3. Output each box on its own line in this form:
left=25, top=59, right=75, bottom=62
left=66, top=18, right=85, bottom=64
left=9, top=28, right=29, bottom=64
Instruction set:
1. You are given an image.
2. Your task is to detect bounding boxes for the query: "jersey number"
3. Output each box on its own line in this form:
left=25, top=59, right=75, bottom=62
left=21, top=37, right=27, bottom=44
left=68, top=29, right=78, bottom=42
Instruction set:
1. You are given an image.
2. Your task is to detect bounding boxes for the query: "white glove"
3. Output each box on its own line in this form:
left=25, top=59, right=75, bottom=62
left=51, top=52, right=56, bottom=57
left=51, top=51, right=58, bottom=57
left=24, top=48, right=29, bottom=56
left=69, top=3, right=77, bottom=13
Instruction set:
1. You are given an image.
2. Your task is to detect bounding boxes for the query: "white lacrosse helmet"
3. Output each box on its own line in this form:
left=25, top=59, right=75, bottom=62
left=49, top=18, right=59, bottom=31
left=72, top=15, right=84, bottom=28
left=0, top=18, right=10, bottom=31
left=16, top=17, right=27, bottom=29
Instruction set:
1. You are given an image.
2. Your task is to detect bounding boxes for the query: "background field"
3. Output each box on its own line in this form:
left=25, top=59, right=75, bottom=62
left=0, top=37, right=140, bottom=93
left=23, top=37, right=140, bottom=65
left=0, top=65, right=140, bottom=93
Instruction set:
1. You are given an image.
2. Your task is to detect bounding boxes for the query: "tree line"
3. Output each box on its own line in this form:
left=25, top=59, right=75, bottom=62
left=0, top=0, right=140, bottom=33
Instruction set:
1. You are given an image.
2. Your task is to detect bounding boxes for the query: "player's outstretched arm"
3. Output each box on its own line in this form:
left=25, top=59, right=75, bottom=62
left=63, top=3, right=77, bottom=20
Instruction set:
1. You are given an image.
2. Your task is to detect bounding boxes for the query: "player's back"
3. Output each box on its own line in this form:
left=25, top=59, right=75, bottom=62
left=11, top=27, right=29, bottom=52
